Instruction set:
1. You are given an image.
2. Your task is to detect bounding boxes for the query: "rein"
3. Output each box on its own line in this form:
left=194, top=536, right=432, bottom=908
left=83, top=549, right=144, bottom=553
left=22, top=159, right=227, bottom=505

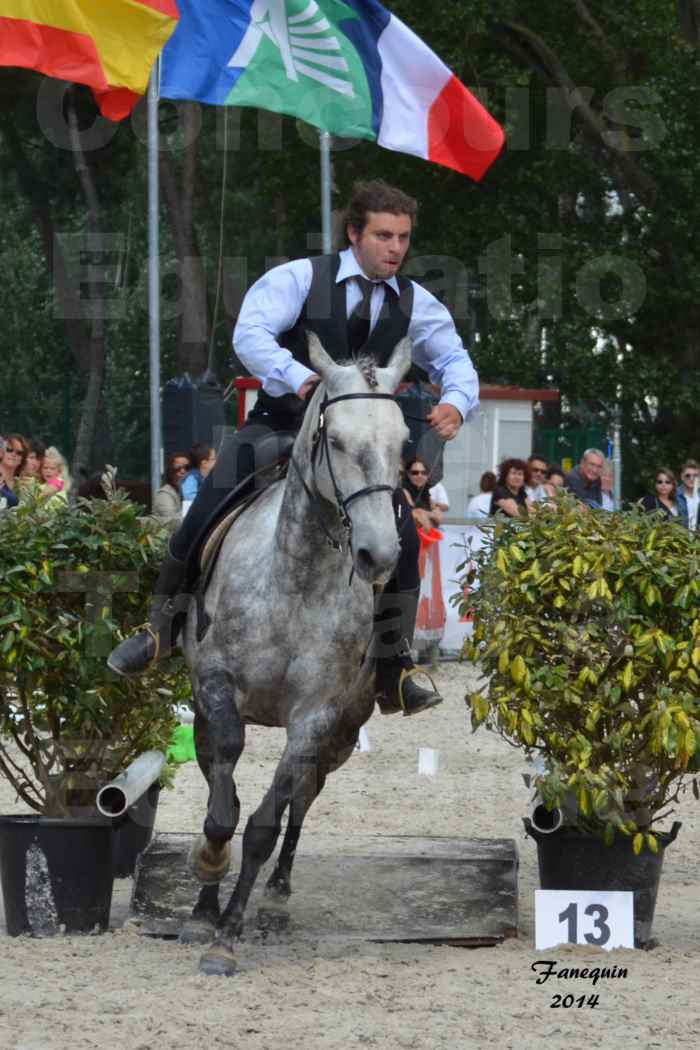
left=290, top=391, right=397, bottom=555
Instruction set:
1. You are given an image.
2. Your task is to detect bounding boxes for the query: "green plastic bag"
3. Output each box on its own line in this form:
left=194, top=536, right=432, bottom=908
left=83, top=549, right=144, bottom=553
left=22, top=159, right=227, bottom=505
left=167, top=723, right=197, bottom=764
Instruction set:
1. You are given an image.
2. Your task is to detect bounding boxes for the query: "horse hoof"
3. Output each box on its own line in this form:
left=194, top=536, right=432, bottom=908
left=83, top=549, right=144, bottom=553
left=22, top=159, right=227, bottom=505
left=198, top=945, right=237, bottom=977
left=179, top=917, right=217, bottom=946
left=263, top=879, right=291, bottom=902
left=188, top=833, right=231, bottom=884
left=257, top=906, right=290, bottom=935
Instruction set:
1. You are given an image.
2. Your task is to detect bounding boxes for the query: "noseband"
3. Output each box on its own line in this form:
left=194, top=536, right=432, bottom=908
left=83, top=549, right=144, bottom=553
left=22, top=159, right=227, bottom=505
left=290, top=391, right=397, bottom=554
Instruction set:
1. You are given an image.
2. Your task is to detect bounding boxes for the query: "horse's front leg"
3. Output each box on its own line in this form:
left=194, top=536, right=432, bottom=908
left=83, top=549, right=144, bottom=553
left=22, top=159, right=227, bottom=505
left=198, top=734, right=327, bottom=977
left=180, top=667, right=244, bottom=946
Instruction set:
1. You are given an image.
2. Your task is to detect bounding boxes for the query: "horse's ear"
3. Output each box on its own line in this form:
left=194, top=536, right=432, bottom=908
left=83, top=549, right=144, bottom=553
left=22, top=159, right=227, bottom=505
left=378, top=337, right=412, bottom=392
left=307, top=331, right=337, bottom=379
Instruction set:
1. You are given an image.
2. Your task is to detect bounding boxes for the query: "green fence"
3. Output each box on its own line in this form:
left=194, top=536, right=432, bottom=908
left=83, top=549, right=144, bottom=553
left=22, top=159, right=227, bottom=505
left=534, top=426, right=609, bottom=471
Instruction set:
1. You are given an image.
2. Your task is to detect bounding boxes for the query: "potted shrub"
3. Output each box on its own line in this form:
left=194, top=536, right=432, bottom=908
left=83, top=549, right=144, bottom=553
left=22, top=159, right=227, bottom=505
left=0, top=473, right=183, bottom=934
left=458, top=497, right=700, bottom=944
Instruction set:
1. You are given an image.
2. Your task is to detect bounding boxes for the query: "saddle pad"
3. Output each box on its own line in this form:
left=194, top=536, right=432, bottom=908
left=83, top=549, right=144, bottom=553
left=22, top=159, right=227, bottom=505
left=198, top=502, right=250, bottom=576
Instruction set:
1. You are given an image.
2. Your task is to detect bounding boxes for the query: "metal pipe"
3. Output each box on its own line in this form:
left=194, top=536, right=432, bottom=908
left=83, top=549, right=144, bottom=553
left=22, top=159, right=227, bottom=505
left=530, top=802, right=564, bottom=834
left=612, top=409, right=622, bottom=509
left=320, top=130, right=332, bottom=254
left=148, top=62, right=162, bottom=503
left=96, top=750, right=166, bottom=819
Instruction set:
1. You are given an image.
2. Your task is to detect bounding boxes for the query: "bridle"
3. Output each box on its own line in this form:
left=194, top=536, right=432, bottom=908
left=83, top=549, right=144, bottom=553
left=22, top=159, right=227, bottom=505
left=290, top=391, right=398, bottom=554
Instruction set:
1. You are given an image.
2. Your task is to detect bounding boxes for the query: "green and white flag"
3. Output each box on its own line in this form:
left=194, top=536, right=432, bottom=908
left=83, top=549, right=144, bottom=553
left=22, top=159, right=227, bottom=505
left=161, top=0, right=504, bottom=180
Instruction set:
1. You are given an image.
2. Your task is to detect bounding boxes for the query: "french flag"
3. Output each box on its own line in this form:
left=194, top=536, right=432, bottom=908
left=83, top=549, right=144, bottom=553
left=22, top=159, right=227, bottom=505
left=349, top=1, right=505, bottom=181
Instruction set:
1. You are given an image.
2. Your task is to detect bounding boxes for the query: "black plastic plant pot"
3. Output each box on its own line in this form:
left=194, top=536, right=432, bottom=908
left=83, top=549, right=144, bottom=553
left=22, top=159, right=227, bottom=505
left=524, top=817, right=682, bottom=947
left=0, top=815, right=115, bottom=936
left=112, top=782, right=161, bottom=879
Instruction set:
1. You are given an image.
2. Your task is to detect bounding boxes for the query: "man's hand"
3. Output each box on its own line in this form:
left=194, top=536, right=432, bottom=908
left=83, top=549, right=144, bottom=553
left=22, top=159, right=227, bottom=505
left=427, top=403, right=462, bottom=440
left=296, top=374, right=320, bottom=401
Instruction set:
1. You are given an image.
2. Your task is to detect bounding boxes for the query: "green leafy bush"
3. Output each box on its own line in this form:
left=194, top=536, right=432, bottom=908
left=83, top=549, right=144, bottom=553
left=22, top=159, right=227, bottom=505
left=0, top=478, right=185, bottom=816
left=459, top=498, right=700, bottom=853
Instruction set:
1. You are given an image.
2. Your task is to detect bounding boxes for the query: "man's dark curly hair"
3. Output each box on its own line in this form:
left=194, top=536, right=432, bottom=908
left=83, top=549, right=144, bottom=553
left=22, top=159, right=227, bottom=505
left=343, top=180, right=418, bottom=244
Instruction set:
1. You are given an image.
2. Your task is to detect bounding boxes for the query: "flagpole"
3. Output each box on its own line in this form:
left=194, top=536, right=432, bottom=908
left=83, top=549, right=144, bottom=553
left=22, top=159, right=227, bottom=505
left=320, top=131, right=332, bottom=253
left=148, top=60, right=162, bottom=502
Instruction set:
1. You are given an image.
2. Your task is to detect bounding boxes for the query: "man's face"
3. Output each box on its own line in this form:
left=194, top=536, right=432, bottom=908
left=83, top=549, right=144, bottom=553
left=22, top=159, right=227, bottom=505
left=682, top=466, right=699, bottom=491
left=347, top=211, right=412, bottom=280
left=581, top=454, right=604, bottom=483
left=528, top=459, right=547, bottom=484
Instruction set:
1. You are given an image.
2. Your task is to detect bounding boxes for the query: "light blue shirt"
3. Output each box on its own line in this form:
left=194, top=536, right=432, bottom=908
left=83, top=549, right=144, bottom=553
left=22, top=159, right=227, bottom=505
left=180, top=470, right=202, bottom=502
left=233, top=248, right=479, bottom=422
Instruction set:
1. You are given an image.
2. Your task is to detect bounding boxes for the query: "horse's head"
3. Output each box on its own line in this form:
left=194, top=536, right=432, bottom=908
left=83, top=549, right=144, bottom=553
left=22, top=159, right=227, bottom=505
left=303, top=333, right=412, bottom=584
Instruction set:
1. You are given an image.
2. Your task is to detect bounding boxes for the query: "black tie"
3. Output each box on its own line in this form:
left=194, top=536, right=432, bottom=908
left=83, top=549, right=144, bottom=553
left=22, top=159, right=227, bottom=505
left=347, top=276, right=375, bottom=353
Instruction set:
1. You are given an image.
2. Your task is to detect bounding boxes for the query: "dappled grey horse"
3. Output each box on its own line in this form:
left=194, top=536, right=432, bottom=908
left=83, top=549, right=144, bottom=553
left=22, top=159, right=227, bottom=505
left=180, top=334, right=412, bottom=976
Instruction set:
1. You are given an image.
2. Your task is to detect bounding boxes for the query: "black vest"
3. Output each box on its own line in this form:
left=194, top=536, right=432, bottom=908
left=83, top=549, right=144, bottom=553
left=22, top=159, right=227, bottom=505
left=252, top=253, right=414, bottom=422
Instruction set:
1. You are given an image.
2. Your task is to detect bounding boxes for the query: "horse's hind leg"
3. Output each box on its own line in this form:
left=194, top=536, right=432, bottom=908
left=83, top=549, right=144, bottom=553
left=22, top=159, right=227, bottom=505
left=180, top=668, right=244, bottom=946
left=264, top=766, right=327, bottom=902
left=254, top=767, right=327, bottom=937
left=198, top=739, right=327, bottom=976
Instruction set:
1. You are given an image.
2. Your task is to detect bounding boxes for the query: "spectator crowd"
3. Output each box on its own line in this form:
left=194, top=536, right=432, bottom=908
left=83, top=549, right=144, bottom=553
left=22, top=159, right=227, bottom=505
left=2, top=429, right=698, bottom=534
left=464, top=448, right=700, bottom=528
left=0, top=432, right=217, bottom=529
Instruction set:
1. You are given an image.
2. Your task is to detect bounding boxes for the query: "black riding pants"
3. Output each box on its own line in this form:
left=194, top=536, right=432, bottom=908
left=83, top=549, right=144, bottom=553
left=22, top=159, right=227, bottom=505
left=169, top=409, right=420, bottom=594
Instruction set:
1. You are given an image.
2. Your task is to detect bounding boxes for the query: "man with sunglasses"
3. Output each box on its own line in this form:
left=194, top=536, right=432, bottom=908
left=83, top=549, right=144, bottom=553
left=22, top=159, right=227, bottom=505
left=109, top=179, right=479, bottom=716
left=525, top=455, right=548, bottom=503
left=677, top=460, right=700, bottom=530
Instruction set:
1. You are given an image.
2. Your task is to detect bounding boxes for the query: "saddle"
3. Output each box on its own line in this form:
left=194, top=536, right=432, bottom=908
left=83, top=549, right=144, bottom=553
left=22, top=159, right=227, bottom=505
left=191, top=430, right=296, bottom=641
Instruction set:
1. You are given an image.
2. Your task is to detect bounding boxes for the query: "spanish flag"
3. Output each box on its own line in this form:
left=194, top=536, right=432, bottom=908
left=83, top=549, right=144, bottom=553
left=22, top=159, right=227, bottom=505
left=0, top=0, right=180, bottom=120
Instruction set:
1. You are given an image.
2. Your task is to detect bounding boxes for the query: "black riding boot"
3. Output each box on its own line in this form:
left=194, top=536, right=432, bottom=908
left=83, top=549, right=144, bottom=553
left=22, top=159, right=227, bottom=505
left=374, top=585, right=443, bottom=717
left=107, top=550, right=188, bottom=677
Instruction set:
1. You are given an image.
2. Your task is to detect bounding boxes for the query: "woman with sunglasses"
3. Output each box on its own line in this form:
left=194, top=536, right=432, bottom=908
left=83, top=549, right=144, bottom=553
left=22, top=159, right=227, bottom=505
left=153, top=452, right=192, bottom=529
left=402, top=458, right=444, bottom=532
left=639, top=468, right=679, bottom=520
left=0, top=437, right=19, bottom=509
left=0, top=433, right=28, bottom=502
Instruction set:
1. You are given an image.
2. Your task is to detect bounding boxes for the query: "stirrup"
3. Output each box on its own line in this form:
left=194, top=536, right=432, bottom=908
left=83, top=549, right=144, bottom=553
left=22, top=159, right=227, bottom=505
left=398, top=666, right=441, bottom=715
left=121, top=621, right=162, bottom=673
left=141, top=623, right=161, bottom=671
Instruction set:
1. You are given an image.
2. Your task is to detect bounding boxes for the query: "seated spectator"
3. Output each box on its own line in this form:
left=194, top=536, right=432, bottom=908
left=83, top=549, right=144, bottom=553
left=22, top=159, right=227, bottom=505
left=40, top=446, right=71, bottom=503
left=525, top=455, right=548, bottom=502
left=153, top=452, right=191, bottom=529
left=17, top=438, right=46, bottom=498
left=403, top=458, right=444, bottom=531
left=564, top=448, right=604, bottom=508
left=0, top=436, right=19, bottom=509
left=543, top=464, right=565, bottom=501
left=1, top=433, right=28, bottom=499
left=490, top=458, right=530, bottom=518
left=466, top=471, right=496, bottom=518
left=676, top=459, right=699, bottom=530
left=639, top=468, right=679, bottom=520
left=181, top=443, right=217, bottom=504
left=21, top=439, right=45, bottom=480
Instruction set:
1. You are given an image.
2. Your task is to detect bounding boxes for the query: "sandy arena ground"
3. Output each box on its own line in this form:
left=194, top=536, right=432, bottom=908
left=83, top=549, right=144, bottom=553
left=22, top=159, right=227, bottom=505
left=0, top=661, right=698, bottom=1050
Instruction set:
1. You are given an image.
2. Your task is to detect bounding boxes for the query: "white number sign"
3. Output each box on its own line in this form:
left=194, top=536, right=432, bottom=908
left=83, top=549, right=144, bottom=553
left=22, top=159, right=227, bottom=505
left=535, top=890, right=635, bottom=951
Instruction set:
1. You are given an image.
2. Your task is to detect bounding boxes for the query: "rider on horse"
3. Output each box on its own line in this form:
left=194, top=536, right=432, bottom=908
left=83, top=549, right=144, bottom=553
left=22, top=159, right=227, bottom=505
left=108, top=180, right=479, bottom=716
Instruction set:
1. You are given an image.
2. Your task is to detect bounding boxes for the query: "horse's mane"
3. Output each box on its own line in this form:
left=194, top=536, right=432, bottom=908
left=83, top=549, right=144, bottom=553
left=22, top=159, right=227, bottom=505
left=335, top=355, right=378, bottom=390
